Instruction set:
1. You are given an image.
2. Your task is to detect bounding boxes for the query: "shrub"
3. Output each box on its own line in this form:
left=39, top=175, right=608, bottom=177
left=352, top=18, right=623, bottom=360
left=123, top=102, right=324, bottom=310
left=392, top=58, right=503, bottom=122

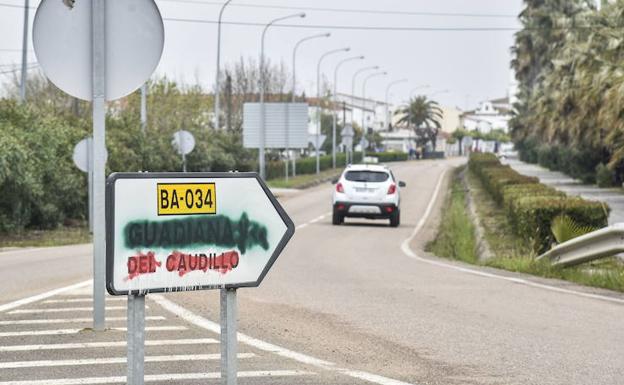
left=596, top=163, right=616, bottom=188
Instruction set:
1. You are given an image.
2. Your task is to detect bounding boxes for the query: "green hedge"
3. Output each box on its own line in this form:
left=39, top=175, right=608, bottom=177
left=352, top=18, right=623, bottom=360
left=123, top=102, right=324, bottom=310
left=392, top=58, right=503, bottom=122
left=469, top=153, right=609, bottom=253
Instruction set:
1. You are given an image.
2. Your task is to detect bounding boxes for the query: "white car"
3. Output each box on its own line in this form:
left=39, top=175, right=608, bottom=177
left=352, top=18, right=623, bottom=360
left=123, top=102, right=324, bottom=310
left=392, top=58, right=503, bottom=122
left=332, top=164, right=406, bottom=227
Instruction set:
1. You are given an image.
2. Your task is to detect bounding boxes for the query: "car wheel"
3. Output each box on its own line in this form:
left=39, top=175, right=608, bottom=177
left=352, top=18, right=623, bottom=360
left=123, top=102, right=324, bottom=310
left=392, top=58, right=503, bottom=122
left=332, top=209, right=343, bottom=225
left=390, top=209, right=400, bottom=227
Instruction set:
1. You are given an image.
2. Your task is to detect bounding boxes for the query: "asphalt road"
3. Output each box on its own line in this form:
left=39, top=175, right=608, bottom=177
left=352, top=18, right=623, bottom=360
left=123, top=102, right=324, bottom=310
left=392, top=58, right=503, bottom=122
left=1, top=158, right=623, bottom=385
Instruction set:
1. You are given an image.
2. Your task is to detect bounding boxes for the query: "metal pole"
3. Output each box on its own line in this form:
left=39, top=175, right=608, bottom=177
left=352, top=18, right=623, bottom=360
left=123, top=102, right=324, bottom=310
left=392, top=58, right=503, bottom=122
left=127, top=294, right=146, bottom=385
left=361, top=71, right=387, bottom=160
left=333, top=55, right=363, bottom=169
left=316, top=47, right=350, bottom=174
left=92, top=0, right=106, bottom=331
left=221, top=288, right=237, bottom=385
left=19, top=0, right=29, bottom=103
left=384, top=79, right=407, bottom=131
left=140, top=84, right=147, bottom=134
left=214, top=0, right=232, bottom=131
left=259, top=13, right=306, bottom=180
left=351, top=66, right=379, bottom=125
left=87, top=138, right=93, bottom=233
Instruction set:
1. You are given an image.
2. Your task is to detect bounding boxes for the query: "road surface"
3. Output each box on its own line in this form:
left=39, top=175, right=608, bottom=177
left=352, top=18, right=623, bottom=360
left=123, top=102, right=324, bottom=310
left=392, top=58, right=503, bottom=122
left=1, top=158, right=623, bottom=385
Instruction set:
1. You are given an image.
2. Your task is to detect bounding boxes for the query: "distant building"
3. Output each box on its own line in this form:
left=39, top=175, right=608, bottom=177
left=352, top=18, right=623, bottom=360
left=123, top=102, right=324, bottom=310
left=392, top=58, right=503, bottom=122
left=460, top=97, right=512, bottom=134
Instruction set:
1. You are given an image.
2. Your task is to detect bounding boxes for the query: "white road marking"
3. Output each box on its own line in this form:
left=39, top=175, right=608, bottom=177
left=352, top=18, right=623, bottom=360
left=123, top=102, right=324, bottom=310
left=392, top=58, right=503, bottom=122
left=0, top=280, right=92, bottom=313
left=400, top=167, right=624, bottom=306
left=8, top=306, right=138, bottom=314
left=296, top=211, right=331, bottom=230
left=0, top=338, right=218, bottom=352
left=0, top=370, right=314, bottom=385
left=43, top=298, right=127, bottom=304
left=0, top=316, right=165, bottom=325
left=0, top=353, right=255, bottom=369
left=152, top=294, right=416, bottom=385
left=0, top=326, right=185, bottom=337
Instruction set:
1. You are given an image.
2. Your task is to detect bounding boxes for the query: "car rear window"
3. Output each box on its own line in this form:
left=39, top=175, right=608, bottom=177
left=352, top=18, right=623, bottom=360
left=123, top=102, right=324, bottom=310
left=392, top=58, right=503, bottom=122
left=344, top=171, right=389, bottom=183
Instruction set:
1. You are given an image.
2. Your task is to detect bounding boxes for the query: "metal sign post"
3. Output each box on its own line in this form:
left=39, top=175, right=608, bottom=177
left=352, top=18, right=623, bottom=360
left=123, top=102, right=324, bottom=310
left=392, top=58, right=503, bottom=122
left=220, top=288, right=237, bottom=385
left=127, top=294, right=146, bottom=385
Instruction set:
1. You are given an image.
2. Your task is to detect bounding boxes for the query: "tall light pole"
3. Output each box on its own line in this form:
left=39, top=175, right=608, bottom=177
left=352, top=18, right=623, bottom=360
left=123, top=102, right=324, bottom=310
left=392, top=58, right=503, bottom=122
left=316, top=47, right=350, bottom=174
left=332, top=55, right=364, bottom=168
left=361, top=71, right=387, bottom=158
left=19, top=0, right=29, bottom=103
left=289, top=32, right=330, bottom=179
left=384, top=78, right=408, bottom=131
left=214, top=0, right=233, bottom=131
left=351, top=66, right=379, bottom=125
left=409, top=84, right=430, bottom=100
left=427, top=89, right=450, bottom=98
left=259, top=12, right=306, bottom=180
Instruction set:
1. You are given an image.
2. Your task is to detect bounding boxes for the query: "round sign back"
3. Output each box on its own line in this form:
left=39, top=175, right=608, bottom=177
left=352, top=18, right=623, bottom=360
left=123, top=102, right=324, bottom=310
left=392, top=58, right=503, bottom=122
left=33, top=0, right=164, bottom=101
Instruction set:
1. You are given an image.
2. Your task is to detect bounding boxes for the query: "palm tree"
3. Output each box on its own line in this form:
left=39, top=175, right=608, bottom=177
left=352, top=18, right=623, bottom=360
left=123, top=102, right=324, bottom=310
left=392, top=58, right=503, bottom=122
left=394, top=96, right=443, bottom=150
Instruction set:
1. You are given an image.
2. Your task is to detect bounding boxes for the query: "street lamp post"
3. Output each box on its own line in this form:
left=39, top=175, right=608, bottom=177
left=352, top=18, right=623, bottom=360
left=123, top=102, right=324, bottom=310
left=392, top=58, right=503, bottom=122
left=332, top=55, right=364, bottom=169
left=351, top=66, right=379, bottom=125
left=409, top=84, right=430, bottom=100
left=288, top=32, right=330, bottom=179
left=316, top=47, right=350, bottom=174
left=384, top=79, right=408, bottom=131
left=259, top=12, right=306, bottom=180
left=19, top=0, right=29, bottom=103
left=214, top=0, right=233, bottom=131
left=361, top=71, right=387, bottom=158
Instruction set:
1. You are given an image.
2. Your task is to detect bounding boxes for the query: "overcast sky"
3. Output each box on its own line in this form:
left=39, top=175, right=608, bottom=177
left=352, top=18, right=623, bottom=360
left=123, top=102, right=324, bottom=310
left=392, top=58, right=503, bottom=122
left=0, top=0, right=523, bottom=110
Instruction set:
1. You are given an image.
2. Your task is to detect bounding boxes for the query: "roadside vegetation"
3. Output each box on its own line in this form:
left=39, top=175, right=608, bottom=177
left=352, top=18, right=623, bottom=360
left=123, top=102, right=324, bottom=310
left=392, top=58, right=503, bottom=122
left=512, top=0, right=624, bottom=186
left=429, top=161, right=624, bottom=293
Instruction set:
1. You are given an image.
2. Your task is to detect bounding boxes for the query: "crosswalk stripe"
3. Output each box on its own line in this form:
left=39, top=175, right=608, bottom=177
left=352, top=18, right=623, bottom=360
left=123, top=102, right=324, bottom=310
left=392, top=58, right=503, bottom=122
left=0, top=338, right=218, bottom=352
left=8, top=306, right=138, bottom=314
left=0, top=316, right=165, bottom=325
left=0, top=370, right=315, bottom=385
left=0, top=326, right=185, bottom=337
left=0, top=353, right=255, bottom=369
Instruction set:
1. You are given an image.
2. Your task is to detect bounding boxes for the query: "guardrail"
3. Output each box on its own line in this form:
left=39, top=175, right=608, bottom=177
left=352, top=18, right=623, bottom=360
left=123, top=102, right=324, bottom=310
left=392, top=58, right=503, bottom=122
left=537, top=223, right=624, bottom=267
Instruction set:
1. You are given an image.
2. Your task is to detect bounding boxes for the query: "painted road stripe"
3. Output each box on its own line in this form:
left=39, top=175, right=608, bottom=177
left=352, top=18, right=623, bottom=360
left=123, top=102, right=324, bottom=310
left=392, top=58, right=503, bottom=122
left=43, top=298, right=127, bottom=304
left=0, top=370, right=314, bottom=385
left=152, top=295, right=416, bottom=385
left=400, top=167, right=624, bottom=306
left=0, top=338, right=218, bottom=352
left=8, top=306, right=139, bottom=314
left=0, top=316, right=165, bottom=326
left=0, top=353, right=255, bottom=369
left=0, top=326, right=185, bottom=337
left=0, top=280, right=92, bottom=313
left=296, top=211, right=331, bottom=230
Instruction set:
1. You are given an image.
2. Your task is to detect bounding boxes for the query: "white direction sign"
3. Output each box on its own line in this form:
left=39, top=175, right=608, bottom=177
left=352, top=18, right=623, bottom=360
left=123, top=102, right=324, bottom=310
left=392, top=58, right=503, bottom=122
left=33, top=0, right=164, bottom=101
left=106, top=173, right=295, bottom=295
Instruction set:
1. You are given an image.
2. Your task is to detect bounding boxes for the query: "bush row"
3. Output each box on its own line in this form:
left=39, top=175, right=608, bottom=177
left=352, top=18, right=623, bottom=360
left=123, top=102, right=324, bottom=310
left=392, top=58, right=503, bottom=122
left=469, top=153, right=610, bottom=253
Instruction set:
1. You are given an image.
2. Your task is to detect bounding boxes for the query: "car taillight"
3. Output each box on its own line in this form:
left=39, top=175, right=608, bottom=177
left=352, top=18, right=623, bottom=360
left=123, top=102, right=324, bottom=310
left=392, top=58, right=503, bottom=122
left=387, top=184, right=397, bottom=195
left=336, top=183, right=344, bottom=193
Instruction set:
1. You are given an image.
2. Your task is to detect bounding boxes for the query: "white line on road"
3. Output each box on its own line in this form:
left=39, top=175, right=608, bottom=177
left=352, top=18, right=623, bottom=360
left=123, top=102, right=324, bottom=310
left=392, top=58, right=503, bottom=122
left=296, top=211, right=331, bottom=230
left=152, top=294, right=416, bottom=385
left=0, top=353, right=255, bottom=369
left=43, top=298, right=127, bottom=304
left=0, top=326, right=185, bottom=337
left=0, top=316, right=166, bottom=326
left=0, top=370, right=314, bottom=385
left=400, top=167, right=624, bottom=306
left=8, top=306, right=138, bottom=314
left=0, top=338, right=218, bottom=352
left=0, top=280, right=92, bottom=313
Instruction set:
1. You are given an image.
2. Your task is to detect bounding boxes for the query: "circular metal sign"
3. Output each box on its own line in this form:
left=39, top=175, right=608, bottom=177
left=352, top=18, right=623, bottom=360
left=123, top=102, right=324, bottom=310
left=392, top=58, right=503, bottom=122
left=172, top=130, right=196, bottom=155
left=73, top=137, right=108, bottom=172
left=33, top=0, right=164, bottom=101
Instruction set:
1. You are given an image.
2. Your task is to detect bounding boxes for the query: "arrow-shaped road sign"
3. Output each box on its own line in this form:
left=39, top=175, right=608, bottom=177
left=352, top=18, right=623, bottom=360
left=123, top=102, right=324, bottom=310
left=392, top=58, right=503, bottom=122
left=105, top=172, right=295, bottom=295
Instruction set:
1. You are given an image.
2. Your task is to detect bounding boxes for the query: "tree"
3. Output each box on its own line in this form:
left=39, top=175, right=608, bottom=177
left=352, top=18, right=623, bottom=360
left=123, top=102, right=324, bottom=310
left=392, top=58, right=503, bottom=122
left=394, top=95, right=443, bottom=150
left=452, top=128, right=471, bottom=155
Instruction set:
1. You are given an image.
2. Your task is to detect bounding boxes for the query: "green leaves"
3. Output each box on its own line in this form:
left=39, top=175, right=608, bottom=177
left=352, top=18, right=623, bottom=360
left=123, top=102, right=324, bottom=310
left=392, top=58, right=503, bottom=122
left=551, top=214, right=597, bottom=244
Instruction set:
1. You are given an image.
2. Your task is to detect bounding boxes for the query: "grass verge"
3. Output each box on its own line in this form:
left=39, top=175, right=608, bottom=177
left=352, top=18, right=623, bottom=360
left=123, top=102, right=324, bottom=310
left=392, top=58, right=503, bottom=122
left=429, top=165, right=624, bottom=293
left=427, top=168, right=478, bottom=264
left=0, top=225, right=92, bottom=249
left=267, top=168, right=341, bottom=189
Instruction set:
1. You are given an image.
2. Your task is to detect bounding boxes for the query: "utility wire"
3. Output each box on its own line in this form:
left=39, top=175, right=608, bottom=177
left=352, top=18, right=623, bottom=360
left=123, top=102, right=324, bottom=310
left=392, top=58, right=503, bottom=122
left=157, top=0, right=519, bottom=19
left=0, top=64, right=38, bottom=75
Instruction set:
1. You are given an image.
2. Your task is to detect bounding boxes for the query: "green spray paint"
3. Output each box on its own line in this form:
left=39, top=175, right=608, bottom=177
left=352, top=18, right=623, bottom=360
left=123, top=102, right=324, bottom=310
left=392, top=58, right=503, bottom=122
left=124, top=213, right=269, bottom=254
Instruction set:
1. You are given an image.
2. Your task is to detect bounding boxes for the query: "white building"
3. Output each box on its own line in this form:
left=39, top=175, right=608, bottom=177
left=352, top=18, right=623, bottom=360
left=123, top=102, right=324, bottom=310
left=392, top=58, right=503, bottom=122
left=460, top=97, right=512, bottom=134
